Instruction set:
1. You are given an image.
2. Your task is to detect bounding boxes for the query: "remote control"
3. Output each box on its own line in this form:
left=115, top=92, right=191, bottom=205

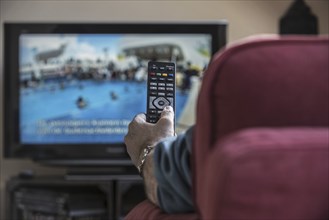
left=146, top=61, right=175, bottom=123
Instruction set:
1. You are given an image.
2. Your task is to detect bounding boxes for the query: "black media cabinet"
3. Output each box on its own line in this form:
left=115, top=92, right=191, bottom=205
left=6, top=174, right=146, bottom=220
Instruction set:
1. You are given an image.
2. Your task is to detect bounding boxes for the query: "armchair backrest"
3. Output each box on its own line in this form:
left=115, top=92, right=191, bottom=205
left=193, top=35, right=329, bottom=218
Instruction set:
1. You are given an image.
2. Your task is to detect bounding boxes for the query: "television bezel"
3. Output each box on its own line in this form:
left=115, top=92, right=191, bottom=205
left=3, top=22, right=227, bottom=166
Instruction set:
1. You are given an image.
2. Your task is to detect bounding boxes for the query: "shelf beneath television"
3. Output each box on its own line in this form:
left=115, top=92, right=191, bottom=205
left=35, top=158, right=134, bottom=166
left=6, top=174, right=145, bottom=220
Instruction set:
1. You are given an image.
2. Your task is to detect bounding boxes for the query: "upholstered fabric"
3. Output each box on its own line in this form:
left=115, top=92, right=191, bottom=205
left=194, top=36, right=329, bottom=215
left=125, top=200, right=199, bottom=220
left=125, top=36, right=329, bottom=220
left=202, top=128, right=328, bottom=220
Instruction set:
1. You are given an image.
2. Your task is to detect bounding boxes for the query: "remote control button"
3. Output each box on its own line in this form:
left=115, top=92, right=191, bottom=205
left=157, top=110, right=163, bottom=114
left=159, top=78, right=165, bottom=81
left=167, top=97, right=174, bottom=105
left=149, top=72, right=156, bottom=76
left=168, top=74, right=174, bottom=77
left=167, top=78, right=174, bottom=82
left=159, top=66, right=165, bottom=70
left=166, top=83, right=174, bottom=87
left=150, top=86, right=157, bottom=90
left=162, top=73, right=168, bottom=77
left=158, top=83, right=166, bottom=87
left=149, top=110, right=157, bottom=114
left=153, top=97, right=170, bottom=109
left=150, top=82, right=157, bottom=86
left=158, top=87, right=165, bottom=91
left=166, top=87, right=174, bottom=91
left=158, top=92, right=165, bottom=96
left=150, top=91, right=157, bottom=96
left=166, top=93, right=174, bottom=97
left=150, top=77, right=157, bottom=81
left=149, top=115, right=158, bottom=119
left=149, top=96, right=157, bottom=109
left=149, top=119, right=157, bottom=123
left=156, top=73, right=162, bottom=76
left=151, top=66, right=158, bottom=70
left=167, top=66, right=174, bottom=71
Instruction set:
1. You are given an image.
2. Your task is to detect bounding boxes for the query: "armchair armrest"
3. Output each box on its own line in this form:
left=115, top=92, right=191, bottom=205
left=125, top=200, right=198, bottom=220
left=200, top=128, right=328, bottom=220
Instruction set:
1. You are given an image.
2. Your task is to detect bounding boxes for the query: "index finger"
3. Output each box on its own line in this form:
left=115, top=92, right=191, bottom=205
left=134, top=113, right=147, bottom=123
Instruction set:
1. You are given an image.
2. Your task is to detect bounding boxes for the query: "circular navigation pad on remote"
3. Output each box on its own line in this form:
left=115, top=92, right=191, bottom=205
left=153, top=97, right=170, bottom=109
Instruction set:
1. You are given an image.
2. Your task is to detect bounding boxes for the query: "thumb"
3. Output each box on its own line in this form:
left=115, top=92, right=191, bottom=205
left=160, top=105, right=174, bottom=121
left=157, top=105, right=174, bottom=129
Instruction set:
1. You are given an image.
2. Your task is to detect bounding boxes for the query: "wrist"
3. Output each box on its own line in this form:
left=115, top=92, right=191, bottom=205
left=137, top=145, right=154, bottom=176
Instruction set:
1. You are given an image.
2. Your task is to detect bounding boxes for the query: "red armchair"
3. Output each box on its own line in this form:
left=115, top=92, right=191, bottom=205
left=125, top=35, right=329, bottom=220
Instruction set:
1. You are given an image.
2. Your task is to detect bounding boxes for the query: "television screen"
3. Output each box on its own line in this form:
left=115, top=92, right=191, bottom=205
left=4, top=23, right=227, bottom=164
left=19, top=33, right=211, bottom=144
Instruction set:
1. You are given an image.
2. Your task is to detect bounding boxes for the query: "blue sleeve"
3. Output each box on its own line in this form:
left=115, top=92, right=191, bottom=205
left=153, top=126, right=194, bottom=213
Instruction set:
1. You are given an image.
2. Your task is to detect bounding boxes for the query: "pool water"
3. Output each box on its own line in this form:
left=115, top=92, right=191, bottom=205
left=20, top=79, right=188, bottom=143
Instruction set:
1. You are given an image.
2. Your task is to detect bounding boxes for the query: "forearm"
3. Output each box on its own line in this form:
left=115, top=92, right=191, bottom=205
left=124, top=106, right=176, bottom=209
left=142, top=150, right=159, bottom=206
left=138, top=130, right=194, bottom=213
left=153, top=128, right=194, bottom=213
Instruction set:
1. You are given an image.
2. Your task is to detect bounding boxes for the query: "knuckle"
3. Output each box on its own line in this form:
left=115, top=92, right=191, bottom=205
left=124, top=134, right=130, bottom=144
left=128, top=121, right=135, bottom=130
left=135, top=116, right=143, bottom=124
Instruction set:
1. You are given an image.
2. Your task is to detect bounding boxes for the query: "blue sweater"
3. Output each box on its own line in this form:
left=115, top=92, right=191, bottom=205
left=153, top=126, right=194, bottom=213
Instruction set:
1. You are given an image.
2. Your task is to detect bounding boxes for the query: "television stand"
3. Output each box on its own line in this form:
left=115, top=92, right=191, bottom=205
left=6, top=173, right=145, bottom=220
left=65, top=166, right=140, bottom=181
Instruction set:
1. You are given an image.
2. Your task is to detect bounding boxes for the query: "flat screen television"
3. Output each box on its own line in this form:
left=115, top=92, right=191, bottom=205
left=3, top=22, right=227, bottom=166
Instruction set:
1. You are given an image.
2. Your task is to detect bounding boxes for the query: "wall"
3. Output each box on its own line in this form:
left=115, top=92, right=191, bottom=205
left=1, top=0, right=328, bottom=218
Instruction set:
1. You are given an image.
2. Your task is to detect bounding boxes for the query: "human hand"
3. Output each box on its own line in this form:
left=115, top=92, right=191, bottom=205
left=124, top=106, right=175, bottom=167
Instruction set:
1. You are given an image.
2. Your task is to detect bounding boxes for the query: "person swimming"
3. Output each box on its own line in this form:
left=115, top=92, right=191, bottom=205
left=110, top=91, right=118, bottom=100
left=76, top=96, right=87, bottom=109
